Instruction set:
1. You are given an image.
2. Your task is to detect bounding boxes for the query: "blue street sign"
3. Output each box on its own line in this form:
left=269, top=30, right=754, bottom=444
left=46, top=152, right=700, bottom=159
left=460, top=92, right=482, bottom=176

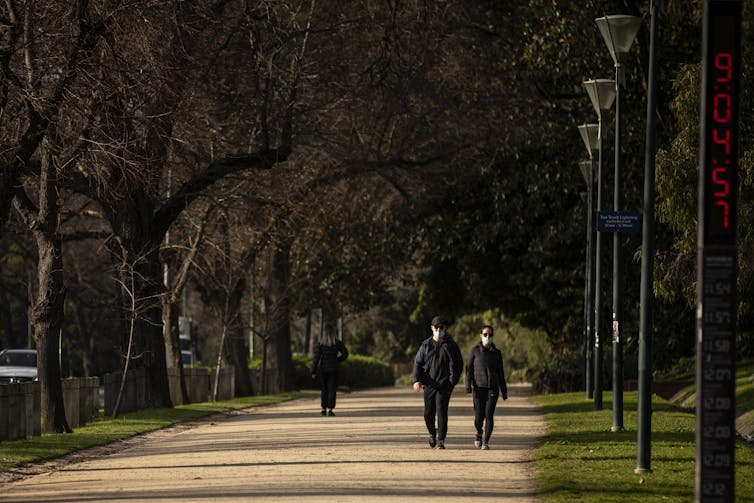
left=597, top=211, right=641, bottom=233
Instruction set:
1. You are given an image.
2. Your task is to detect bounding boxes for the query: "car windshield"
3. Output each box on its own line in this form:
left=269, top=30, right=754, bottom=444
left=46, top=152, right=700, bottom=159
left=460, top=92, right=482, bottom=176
left=0, top=352, right=37, bottom=367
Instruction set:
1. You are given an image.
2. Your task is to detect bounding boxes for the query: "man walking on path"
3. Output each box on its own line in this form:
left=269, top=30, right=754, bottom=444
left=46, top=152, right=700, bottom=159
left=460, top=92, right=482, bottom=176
left=412, top=315, right=464, bottom=449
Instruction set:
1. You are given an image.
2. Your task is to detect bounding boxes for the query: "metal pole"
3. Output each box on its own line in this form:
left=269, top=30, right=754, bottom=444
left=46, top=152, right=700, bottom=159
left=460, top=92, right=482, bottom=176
left=594, top=115, right=605, bottom=411
left=586, top=158, right=596, bottom=399
left=612, top=62, right=625, bottom=432
left=582, top=174, right=591, bottom=395
left=636, top=0, right=661, bottom=473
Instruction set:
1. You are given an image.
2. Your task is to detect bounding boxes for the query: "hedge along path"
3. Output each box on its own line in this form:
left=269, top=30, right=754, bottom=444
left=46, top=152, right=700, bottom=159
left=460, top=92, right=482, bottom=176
left=0, top=383, right=545, bottom=502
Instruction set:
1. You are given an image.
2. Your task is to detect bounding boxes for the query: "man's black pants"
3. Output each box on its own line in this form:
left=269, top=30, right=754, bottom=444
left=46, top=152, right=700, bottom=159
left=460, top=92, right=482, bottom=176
left=423, top=386, right=452, bottom=441
left=473, top=387, right=499, bottom=443
left=320, top=370, right=338, bottom=409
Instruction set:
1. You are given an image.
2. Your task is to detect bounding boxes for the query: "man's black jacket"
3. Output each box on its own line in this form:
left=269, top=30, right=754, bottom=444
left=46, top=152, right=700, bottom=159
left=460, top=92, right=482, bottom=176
left=412, top=336, right=463, bottom=392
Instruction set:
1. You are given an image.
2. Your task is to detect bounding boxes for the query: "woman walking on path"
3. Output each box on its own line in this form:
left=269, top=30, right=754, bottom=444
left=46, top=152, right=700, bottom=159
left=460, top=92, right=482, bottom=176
left=311, top=331, right=349, bottom=416
left=466, top=325, right=508, bottom=450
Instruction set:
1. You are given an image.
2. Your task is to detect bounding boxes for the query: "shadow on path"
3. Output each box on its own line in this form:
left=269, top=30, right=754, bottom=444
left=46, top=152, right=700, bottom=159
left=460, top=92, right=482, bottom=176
left=0, top=383, right=545, bottom=503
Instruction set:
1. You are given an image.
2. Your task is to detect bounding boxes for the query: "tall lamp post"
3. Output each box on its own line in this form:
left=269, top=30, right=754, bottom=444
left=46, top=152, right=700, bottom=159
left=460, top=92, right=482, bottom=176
left=583, top=79, right=615, bottom=410
left=595, top=14, right=641, bottom=431
left=578, top=124, right=600, bottom=400
left=636, top=0, right=663, bottom=475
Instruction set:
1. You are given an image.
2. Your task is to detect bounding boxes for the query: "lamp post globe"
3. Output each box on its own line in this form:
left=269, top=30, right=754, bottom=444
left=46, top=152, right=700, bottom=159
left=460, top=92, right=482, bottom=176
left=578, top=123, right=600, bottom=160
left=595, top=15, right=643, bottom=64
left=583, top=79, right=616, bottom=118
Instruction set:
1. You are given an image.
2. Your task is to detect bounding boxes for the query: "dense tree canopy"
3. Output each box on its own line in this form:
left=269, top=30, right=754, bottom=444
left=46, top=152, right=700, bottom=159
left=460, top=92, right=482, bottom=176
left=1, top=0, right=752, bottom=416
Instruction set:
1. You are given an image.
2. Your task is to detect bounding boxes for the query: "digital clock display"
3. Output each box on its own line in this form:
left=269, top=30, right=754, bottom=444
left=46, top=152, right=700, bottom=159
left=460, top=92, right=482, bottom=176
left=701, top=4, right=741, bottom=243
left=696, top=3, right=741, bottom=501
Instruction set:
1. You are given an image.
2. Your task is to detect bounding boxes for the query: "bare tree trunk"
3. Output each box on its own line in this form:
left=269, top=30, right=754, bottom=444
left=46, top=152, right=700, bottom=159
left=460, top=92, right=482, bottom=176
left=133, top=258, right=172, bottom=409
left=33, top=234, right=70, bottom=433
left=212, top=323, right=227, bottom=402
left=304, top=307, right=312, bottom=356
left=113, top=308, right=134, bottom=417
left=110, top=246, right=173, bottom=410
left=163, top=298, right=189, bottom=404
left=265, top=239, right=294, bottom=393
left=18, top=147, right=70, bottom=433
left=224, top=278, right=252, bottom=396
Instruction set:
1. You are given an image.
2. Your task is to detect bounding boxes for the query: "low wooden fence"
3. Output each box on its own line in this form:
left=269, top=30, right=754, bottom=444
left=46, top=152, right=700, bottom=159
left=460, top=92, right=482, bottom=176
left=0, top=377, right=99, bottom=441
left=0, top=367, right=237, bottom=441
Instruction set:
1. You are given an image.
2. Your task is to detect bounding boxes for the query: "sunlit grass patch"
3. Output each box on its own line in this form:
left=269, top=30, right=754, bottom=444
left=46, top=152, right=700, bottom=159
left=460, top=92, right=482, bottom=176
left=532, top=391, right=753, bottom=503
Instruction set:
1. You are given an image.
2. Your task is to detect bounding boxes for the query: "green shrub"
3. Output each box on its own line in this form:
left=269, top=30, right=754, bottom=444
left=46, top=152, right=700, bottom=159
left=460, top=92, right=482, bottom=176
left=292, top=354, right=315, bottom=389
left=248, top=353, right=394, bottom=389
left=394, top=374, right=413, bottom=387
left=453, top=309, right=551, bottom=380
left=246, top=356, right=317, bottom=390
left=340, top=354, right=394, bottom=388
left=530, top=349, right=583, bottom=394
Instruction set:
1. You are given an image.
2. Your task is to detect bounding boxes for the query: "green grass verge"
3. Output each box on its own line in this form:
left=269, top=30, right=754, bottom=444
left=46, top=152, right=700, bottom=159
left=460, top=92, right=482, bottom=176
left=531, top=391, right=753, bottom=502
left=660, top=359, right=753, bottom=437
left=0, top=391, right=312, bottom=471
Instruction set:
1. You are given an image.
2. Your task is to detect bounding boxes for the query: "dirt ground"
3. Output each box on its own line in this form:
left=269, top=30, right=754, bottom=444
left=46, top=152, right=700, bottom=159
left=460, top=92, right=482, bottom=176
left=0, top=383, right=546, bottom=502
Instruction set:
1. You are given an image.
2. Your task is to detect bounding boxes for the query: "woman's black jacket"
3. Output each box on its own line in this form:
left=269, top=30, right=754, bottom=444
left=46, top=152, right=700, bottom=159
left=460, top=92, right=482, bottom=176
left=311, top=340, right=348, bottom=374
left=465, top=342, right=508, bottom=398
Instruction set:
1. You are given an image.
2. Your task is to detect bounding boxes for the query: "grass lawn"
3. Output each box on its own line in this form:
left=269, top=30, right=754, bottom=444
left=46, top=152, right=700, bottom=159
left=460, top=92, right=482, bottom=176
left=0, top=391, right=310, bottom=470
left=531, top=390, right=754, bottom=502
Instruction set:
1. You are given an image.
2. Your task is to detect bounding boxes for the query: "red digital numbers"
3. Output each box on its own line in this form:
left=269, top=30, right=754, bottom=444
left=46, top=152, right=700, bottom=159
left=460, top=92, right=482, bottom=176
left=709, top=50, right=734, bottom=232
left=712, top=129, right=730, bottom=154
left=714, top=52, right=733, bottom=82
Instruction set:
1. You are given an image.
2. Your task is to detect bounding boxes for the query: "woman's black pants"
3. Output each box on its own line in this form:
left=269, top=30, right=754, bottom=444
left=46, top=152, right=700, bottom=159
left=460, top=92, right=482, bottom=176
left=473, top=387, right=499, bottom=443
left=320, top=370, right=338, bottom=409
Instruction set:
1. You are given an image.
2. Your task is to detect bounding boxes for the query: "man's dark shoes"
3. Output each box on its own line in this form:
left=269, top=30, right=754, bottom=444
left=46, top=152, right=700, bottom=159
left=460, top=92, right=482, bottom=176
left=327, top=409, right=335, bottom=416
left=436, top=440, right=446, bottom=450
left=474, top=435, right=482, bottom=449
left=321, top=409, right=327, bottom=416
left=428, top=436, right=437, bottom=448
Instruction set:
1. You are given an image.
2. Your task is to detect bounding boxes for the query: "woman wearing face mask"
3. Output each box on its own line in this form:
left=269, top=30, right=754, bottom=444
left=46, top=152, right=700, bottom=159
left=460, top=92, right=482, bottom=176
left=412, top=316, right=463, bottom=449
left=465, top=325, right=508, bottom=450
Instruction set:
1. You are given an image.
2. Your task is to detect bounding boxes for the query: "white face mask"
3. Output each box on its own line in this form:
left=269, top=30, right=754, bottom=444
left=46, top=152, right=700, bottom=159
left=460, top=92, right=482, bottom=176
left=432, top=328, right=445, bottom=339
left=481, top=336, right=491, bottom=345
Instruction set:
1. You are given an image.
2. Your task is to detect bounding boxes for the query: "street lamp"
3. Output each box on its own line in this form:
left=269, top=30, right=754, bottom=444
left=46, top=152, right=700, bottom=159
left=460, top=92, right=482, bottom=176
left=582, top=79, right=615, bottom=411
left=637, top=0, right=664, bottom=475
left=595, top=14, right=641, bottom=432
left=578, top=124, right=599, bottom=400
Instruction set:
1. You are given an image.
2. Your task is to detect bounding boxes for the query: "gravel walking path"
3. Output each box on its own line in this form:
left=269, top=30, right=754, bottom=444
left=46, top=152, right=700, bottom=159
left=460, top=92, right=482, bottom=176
left=0, top=382, right=545, bottom=502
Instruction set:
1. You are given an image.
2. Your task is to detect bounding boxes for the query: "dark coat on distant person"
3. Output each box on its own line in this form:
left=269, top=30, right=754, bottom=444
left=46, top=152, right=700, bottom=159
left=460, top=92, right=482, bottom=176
left=311, top=340, right=348, bottom=374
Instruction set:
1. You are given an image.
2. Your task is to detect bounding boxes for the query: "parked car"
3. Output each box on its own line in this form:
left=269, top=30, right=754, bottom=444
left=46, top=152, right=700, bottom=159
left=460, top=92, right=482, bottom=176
left=0, top=349, right=38, bottom=383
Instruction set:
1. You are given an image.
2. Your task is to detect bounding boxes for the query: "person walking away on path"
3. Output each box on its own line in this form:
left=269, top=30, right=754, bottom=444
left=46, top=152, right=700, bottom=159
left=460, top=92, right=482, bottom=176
left=412, top=316, right=463, bottom=449
left=311, top=331, right=348, bottom=416
left=465, top=325, right=508, bottom=450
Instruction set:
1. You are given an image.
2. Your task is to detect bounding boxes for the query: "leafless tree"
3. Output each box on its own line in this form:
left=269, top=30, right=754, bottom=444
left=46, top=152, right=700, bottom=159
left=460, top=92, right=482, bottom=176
left=12, top=140, right=71, bottom=433
left=162, top=205, right=212, bottom=404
